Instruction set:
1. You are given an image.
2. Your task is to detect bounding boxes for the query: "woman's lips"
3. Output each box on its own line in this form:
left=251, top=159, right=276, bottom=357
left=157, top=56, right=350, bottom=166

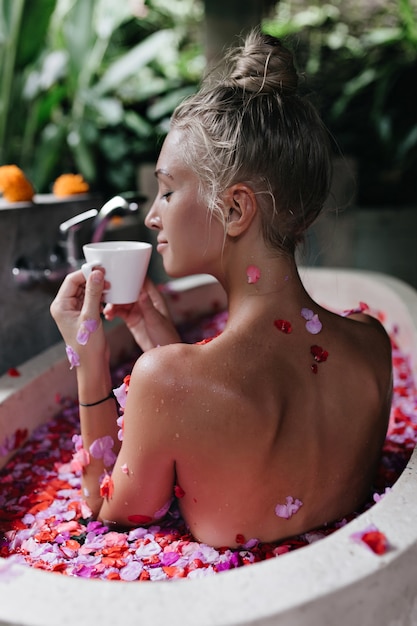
left=156, top=240, right=168, bottom=253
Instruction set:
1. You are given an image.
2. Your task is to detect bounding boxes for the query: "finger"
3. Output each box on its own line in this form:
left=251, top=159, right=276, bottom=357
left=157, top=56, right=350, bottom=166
left=138, top=291, right=180, bottom=346
left=142, top=279, right=169, bottom=317
left=102, top=303, right=115, bottom=320
left=103, top=302, right=134, bottom=321
left=56, top=269, right=86, bottom=298
left=81, top=269, right=105, bottom=318
left=139, top=290, right=165, bottom=326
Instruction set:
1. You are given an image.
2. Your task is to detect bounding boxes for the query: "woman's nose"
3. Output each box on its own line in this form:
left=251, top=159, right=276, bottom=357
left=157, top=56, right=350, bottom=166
left=145, top=204, right=162, bottom=230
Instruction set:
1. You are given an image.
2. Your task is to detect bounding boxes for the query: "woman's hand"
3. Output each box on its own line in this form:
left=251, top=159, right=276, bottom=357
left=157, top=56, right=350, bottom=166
left=50, top=268, right=110, bottom=366
left=103, top=278, right=181, bottom=351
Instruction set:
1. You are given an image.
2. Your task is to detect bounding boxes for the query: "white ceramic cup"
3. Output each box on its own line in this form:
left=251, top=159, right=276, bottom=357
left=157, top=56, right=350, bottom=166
left=81, top=241, right=152, bottom=304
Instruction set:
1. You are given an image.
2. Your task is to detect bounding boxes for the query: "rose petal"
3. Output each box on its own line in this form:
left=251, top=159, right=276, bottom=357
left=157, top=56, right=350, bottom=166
left=7, top=367, right=21, bottom=377
left=89, top=435, right=116, bottom=468
left=174, top=484, right=185, bottom=498
left=65, top=345, right=80, bottom=369
left=128, top=514, right=153, bottom=524
left=310, top=345, right=328, bottom=362
left=70, top=448, right=90, bottom=472
left=301, top=308, right=314, bottom=320
left=246, top=265, right=261, bottom=284
left=84, top=319, right=98, bottom=333
left=273, top=319, right=292, bottom=334
left=99, top=474, right=114, bottom=499
left=117, top=415, right=124, bottom=441
left=119, top=560, right=142, bottom=581
left=76, top=319, right=98, bottom=345
left=113, top=382, right=128, bottom=410
left=275, top=496, right=303, bottom=519
left=350, top=524, right=389, bottom=555
left=154, top=497, right=173, bottom=519
left=306, top=314, right=322, bottom=335
left=76, top=327, right=89, bottom=346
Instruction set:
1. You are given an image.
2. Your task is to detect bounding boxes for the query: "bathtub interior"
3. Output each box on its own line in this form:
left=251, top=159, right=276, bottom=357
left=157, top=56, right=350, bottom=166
left=0, top=267, right=417, bottom=626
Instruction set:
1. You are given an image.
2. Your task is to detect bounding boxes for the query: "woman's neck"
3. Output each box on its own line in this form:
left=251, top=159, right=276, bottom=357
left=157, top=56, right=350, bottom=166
left=218, top=251, right=310, bottom=324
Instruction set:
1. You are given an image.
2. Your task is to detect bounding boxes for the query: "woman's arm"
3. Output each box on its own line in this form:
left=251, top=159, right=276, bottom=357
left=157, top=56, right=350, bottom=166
left=50, top=269, right=122, bottom=515
left=98, top=351, right=177, bottom=528
left=51, top=269, right=177, bottom=521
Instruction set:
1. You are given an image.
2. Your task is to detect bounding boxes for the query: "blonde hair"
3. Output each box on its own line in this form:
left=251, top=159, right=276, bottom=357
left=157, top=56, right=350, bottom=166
left=170, top=30, right=331, bottom=255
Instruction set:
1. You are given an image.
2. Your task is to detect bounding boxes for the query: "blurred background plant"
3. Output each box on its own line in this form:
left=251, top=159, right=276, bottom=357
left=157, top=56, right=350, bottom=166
left=263, top=0, right=417, bottom=207
left=1, top=0, right=416, bottom=206
left=0, top=0, right=204, bottom=195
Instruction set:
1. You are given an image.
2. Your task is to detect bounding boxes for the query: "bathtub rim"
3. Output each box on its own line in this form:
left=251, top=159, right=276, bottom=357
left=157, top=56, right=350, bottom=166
left=0, top=266, right=417, bottom=626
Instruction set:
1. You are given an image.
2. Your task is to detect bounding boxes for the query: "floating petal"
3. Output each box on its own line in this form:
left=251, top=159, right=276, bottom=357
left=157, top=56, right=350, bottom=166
left=99, top=474, right=114, bottom=499
left=174, top=484, right=185, bottom=498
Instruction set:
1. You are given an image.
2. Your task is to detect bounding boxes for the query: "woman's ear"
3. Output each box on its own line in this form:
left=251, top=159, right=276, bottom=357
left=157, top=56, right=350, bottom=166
left=224, top=184, right=257, bottom=237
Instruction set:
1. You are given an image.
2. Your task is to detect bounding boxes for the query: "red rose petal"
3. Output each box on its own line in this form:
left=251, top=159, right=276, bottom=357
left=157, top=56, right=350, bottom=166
left=361, top=530, right=388, bottom=555
left=7, top=367, right=21, bottom=377
left=174, top=484, right=185, bottom=498
left=127, top=514, right=153, bottom=524
left=274, top=319, right=292, bottom=334
left=310, top=345, right=329, bottom=362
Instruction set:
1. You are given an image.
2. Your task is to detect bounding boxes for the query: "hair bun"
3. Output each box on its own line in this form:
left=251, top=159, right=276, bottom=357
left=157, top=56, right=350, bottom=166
left=228, top=31, right=298, bottom=96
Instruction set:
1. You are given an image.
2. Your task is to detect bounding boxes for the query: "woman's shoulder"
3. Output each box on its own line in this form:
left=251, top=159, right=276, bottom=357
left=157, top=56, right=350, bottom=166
left=343, top=311, right=392, bottom=356
left=336, top=310, right=393, bottom=393
left=130, top=341, right=208, bottom=397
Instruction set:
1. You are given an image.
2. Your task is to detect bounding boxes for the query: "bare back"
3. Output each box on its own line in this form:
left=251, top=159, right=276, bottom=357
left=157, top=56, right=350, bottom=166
left=126, top=304, right=392, bottom=548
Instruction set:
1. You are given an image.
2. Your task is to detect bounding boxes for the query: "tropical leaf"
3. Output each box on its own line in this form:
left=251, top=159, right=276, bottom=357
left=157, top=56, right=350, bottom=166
left=94, top=29, right=176, bottom=95
left=15, top=0, right=57, bottom=68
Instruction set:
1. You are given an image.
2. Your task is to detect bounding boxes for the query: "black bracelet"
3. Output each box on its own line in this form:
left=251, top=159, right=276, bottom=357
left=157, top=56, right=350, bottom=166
left=79, top=391, right=116, bottom=407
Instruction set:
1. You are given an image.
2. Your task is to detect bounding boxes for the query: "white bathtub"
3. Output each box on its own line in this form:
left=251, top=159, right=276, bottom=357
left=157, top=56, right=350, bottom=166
left=1, top=267, right=417, bottom=626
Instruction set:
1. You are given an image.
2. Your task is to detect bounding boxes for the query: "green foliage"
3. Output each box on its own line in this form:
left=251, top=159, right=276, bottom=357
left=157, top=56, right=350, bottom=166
left=0, top=0, right=205, bottom=194
left=263, top=0, right=417, bottom=206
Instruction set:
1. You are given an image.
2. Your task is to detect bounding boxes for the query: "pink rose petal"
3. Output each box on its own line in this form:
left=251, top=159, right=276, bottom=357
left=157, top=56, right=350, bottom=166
left=65, top=345, right=80, bottom=369
left=113, top=382, right=128, bottom=410
left=76, top=319, right=98, bottom=346
left=117, top=415, right=124, bottom=441
left=275, top=496, right=303, bottom=519
left=306, top=314, right=322, bottom=335
left=301, top=308, right=314, bottom=320
left=301, top=308, right=322, bottom=334
left=84, top=319, right=98, bottom=333
left=154, top=497, right=173, bottom=519
left=72, top=434, right=83, bottom=451
left=70, top=447, right=90, bottom=472
left=246, top=265, right=261, bottom=284
left=89, top=436, right=116, bottom=467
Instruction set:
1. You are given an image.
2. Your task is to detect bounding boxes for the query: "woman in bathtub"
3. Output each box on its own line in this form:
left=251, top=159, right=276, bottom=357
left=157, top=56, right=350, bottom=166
left=50, top=30, right=392, bottom=548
